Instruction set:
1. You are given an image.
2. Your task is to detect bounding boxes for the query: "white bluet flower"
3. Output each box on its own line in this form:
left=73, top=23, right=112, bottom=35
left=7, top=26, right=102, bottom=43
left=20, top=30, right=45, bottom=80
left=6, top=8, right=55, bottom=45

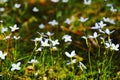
left=110, top=6, right=117, bottom=12
left=62, top=35, right=72, bottom=42
left=104, top=28, right=115, bottom=35
left=32, top=7, right=39, bottom=12
left=32, top=37, right=43, bottom=42
left=62, top=0, right=68, bottom=3
left=0, top=0, right=8, bottom=3
left=41, top=39, right=50, bottom=47
left=64, top=18, right=71, bottom=25
left=110, top=44, right=119, bottom=51
left=36, top=47, right=42, bottom=52
left=48, top=20, right=58, bottom=26
left=0, top=7, right=5, bottom=12
left=11, top=62, right=21, bottom=71
left=9, top=24, right=19, bottom=32
left=0, top=51, right=7, bottom=60
left=103, top=17, right=115, bottom=24
left=13, top=36, right=20, bottom=40
left=0, top=20, right=3, bottom=23
left=51, top=0, right=59, bottom=3
left=79, top=62, right=87, bottom=71
left=28, top=57, right=38, bottom=64
left=3, top=33, right=12, bottom=40
left=51, top=39, right=60, bottom=46
left=98, top=21, right=106, bottom=28
left=88, top=32, right=100, bottom=38
left=84, top=0, right=91, bottom=5
left=1, top=27, right=8, bottom=33
left=79, top=17, right=88, bottom=22
left=14, top=3, right=21, bottom=8
left=38, top=24, right=45, bottom=29
left=65, top=50, right=76, bottom=58
left=106, top=4, right=113, bottom=7
left=46, top=32, right=54, bottom=36
left=91, top=23, right=101, bottom=29
left=66, top=59, right=76, bottom=65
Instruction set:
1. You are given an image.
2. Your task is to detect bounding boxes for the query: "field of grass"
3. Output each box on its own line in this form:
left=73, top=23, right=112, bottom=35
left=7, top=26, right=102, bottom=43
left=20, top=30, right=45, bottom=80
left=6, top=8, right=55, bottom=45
left=0, top=0, right=120, bottom=80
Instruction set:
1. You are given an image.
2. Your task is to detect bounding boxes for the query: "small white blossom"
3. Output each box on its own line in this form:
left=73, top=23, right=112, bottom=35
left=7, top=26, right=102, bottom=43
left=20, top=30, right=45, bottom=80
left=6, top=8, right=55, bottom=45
left=41, top=39, right=50, bottom=47
left=0, top=7, right=5, bottom=12
left=28, top=58, right=38, bottom=64
left=79, top=17, right=88, bottom=22
left=32, top=37, right=43, bottom=42
left=9, top=24, right=19, bottom=32
left=104, top=28, right=115, bottom=35
left=1, top=27, right=8, bottom=33
left=81, top=36, right=87, bottom=39
left=88, top=32, right=100, bottom=38
left=110, top=6, right=117, bottom=12
left=84, top=0, right=91, bottom=5
left=14, top=3, right=21, bottom=8
left=62, top=35, right=72, bottom=42
left=46, top=32, right=54, bottom=36
left=0, top=51, right=7, bottom=60
left=106, top=4, right=113, bottom=7
left=32, top=7, right=39, bottom=12
left=79, top=62, right=87, bottom=71
left=103, top=17, right=115, bottom=24
left=48, top=20, right=58, bottom=26
left=3, top=33, right=12, bottom=40
left=65, top=50, right=76, bottom=58
left=11, top=62, right=21, bottom=71
left=62, top=0, right=68, bottom=3
left=51, top=39, right=60, bottom=46
left=13, top=36, right=20, bottom=40
left=66, top=59, right=76, bottom=65
left=36, top=47, right=42, bottom=52
left=38, top=24, right=45, bottom=29
left=110, top=44, right=119, bottom=51
left=64, top=18, right=71, bottom=25
left=0, top=0, right=8, bottom=3
left=98, top=21, right=106, bottom=28
left=51, top=0, right=59, bottom=3
left=91, top=23, right=101, bottom=29
left=0, top=20, right=3, bottom=23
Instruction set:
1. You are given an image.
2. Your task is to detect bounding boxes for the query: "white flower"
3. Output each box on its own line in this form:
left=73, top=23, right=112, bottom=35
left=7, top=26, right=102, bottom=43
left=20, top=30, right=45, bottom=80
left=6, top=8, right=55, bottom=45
left=38, top=24, right=45, bottom=29
left=28, top=58, right=38, bottom=64
left=32, top=7, right=39, bottom=12
left=41, top=39, right=50, bottom=47
left=110, top=6, right=117, bottom=12
left=51, top=0, right=59, bottom=3
left=66, top=59, right=76, bottom=65
left=0, top=51, right=7, bottom=60
left=36, top=47, right=42, bottom=52
left=81, top=36, right=87, bottom=39
left=46, top=32, right=54, bottom=36
left=104, top=28, right=115, bottom=35
left=83, top=0, right=91, bottom=5
left=79, top=17, right=88, bottom=22
left=98, top=21, right=106, bottom=28
left=48, top=20, right=58, bottom=26
left=62, top=0, right=68, bottom=3
left=91, top=23, right=101, bottom=29
left=9, top=24, right=19, bottom=32
left=65, top=50, right=76, bottom=58
left=0, top=20, right=3, bottom=23
left=62, top=35, right=72, bottom=42
left=88, top=32, right=100, bottom=38
left=79, top=62, right=87, bottom=71
left=64, top=18, right=71, bottom=25
left=51, top=39, right=60, bottom=46
left=103, top=17, right=115, bottom=24
left=106, top=4, right=113, bottom=7
left=3, top=33, right=12, bottom=40
left=0, top=0, right=8, bottom=3
left=13, top=36, right=20, bottom=40
left=14, top=3, right=21, bottom=8
left=0, top=7, right=5, bottom=12
left=11, top=62, right=21, bottom=71
left=110, top=44, right=119, bottom=51
left=32, top=37, right=43, bottom=42
left=1, top=27, right=8, bottom=33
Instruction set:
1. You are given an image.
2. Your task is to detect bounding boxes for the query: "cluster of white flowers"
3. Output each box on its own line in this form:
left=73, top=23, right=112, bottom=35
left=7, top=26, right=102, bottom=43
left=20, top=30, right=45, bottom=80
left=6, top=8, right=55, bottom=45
left=65, top=50, right=87, bottom=71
